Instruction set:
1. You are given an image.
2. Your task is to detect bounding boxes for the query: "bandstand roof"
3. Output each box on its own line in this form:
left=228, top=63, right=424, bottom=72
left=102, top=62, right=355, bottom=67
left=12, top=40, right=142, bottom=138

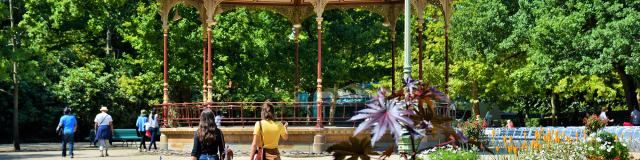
left=158, top=0, right=452, bottom=31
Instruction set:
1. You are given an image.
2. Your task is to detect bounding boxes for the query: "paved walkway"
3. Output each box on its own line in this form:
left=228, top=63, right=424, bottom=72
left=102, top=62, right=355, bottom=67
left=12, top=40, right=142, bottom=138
left=2, top=143, right=639, bottom=160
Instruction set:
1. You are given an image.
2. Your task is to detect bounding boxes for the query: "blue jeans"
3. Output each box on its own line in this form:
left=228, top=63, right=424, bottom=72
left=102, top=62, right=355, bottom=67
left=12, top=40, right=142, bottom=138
left=61, top=132, right=74, bottom=157
left=148, top=127, right=158, bottom=150
left=199, top=154, right=219, bottom=160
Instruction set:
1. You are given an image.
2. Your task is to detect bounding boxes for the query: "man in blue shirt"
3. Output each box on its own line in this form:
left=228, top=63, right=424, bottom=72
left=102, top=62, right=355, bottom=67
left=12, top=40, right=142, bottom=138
left=135, top=109, right=148, bottom=151
left=57, top=107, right=77, bottom=158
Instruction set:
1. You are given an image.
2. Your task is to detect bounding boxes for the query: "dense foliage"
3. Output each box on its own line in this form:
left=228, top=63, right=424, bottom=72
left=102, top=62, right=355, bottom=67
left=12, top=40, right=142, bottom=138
left=1, top=0, right=638, bottom=142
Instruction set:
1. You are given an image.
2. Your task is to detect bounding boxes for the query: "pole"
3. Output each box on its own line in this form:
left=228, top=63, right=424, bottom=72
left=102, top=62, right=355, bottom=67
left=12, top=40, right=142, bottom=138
left=10, top=0, right=20, bottom=151
left=294, top=26, right=300, bottom=93
left=391, top=32, right=396, bottom=91
left=207, top=24, right=213, bottom=103
left=444, top=22, right=449, bottom=94
left=203, top=36, right=207, bottom=102
left=316, top=17, right=324, bottom=128
left=403, top=0, right=412, bottom=80
left=418, top=24, right=423, bottom=81
left=162, top=28, right=169, bottom=127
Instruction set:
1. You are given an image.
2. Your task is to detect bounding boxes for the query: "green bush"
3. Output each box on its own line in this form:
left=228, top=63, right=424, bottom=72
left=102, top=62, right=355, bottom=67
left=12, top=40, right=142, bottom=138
left=585, top=132, right=630, bottom=160
left=525, top=118, right=540, bottom=127
left=418, top=145, right=479, bottom=160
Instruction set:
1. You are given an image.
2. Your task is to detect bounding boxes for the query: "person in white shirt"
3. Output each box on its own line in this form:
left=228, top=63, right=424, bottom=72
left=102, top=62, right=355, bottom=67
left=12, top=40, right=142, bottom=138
left=147, top=108, right=159, bottom=151
left=94, top=106, right=113, bottom=157
left=599, top=106, right=614, bottom=124
left=215, top=110, right=223, bottom=127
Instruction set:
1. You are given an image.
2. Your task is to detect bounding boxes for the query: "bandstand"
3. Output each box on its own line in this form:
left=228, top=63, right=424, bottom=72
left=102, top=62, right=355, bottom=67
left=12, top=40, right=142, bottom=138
left=154, top=0, right=453, bottom=153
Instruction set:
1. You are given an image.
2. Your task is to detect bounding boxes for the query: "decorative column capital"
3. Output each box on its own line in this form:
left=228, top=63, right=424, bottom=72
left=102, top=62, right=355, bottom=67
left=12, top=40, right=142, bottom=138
left=315, top=17, right=323, bottom=29
left=310, top=0, right=329, bottom=18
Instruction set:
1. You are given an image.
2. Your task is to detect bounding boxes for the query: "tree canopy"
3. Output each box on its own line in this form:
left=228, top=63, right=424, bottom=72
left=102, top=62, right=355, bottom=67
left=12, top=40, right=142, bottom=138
left=0, top=0, right=638, bottom=142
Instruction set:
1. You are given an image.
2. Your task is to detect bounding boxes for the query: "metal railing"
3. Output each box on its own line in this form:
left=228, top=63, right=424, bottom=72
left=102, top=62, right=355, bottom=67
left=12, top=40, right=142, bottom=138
left=154, top=101, right=368, bottom=128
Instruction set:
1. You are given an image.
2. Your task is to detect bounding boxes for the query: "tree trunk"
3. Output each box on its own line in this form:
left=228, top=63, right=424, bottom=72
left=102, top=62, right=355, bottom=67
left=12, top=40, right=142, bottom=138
left=615, top=64, right=639, bottom=112
left=329, top=84, right=337, bottom=125
left=9, top=0, right=20, bottom=151
left=551, top=93, right=558, bottom=126
left=471, top=80, right=480, bottom=116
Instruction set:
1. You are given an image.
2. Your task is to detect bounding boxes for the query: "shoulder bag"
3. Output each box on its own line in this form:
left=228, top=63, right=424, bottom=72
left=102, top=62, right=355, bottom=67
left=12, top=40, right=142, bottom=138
left=253, top=120, right=265, bottom=160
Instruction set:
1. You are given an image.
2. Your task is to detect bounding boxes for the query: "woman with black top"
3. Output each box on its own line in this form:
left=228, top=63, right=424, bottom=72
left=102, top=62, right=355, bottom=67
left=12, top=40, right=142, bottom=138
left=192, top=108, right=226, bottom=160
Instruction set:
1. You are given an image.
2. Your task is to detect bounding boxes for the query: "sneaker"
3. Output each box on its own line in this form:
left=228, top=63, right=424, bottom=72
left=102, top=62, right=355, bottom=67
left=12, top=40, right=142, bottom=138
left=70, top=155, right=74, bottom=158
left=137, top=148, right=141, bottom=152
left=105, top=152, right=109, bottom=157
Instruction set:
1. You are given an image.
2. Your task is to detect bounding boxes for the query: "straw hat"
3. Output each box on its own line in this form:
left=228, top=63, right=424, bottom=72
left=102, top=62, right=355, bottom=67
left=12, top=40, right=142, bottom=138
left=100, top=106, right=108, bottom=112
left=140, top=109, right=147, bottom=114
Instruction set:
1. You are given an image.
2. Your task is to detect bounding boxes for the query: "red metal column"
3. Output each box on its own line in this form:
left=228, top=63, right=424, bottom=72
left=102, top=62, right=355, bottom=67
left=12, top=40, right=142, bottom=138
left=294, top=26, right=300, bottom=93
left=207, top=25, right=213, bottom=103
left=203, top=36, right=208, bottom=102
left=444, top=23, right=449, bottom=94
left=391, top=31, right=396, bottom=91
left=316, top=18, right=323, bottom=128
left=162, top=28, right=169, bottom=127
left=418, top=25, right=423, bottom=81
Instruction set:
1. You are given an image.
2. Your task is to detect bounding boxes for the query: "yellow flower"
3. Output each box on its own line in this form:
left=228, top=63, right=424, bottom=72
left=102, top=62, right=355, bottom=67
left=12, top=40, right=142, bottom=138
left=496, top=145, right=501, bottom=153
left=509, top=136, right=513, bottom=144
left=492, top=129, right=496, bottom=138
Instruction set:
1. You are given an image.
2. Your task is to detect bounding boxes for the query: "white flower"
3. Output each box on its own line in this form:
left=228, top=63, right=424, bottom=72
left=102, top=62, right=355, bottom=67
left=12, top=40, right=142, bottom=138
left=606, top=148, right=612, bottom=152
left=622, top=143, right=627, bottom=147
left=596, top=137, right=602, bottom=142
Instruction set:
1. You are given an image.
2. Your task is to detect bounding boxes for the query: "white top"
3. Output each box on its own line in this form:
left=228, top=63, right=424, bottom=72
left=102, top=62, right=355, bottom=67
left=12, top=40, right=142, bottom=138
left=599, top=112, right=608, bottom=121
left=631, top=109, right=640, bottom=124
left=215, top=115, right=222, bottom=127
left=94, top=112, right=113, bottom=126
left=148, top=114, right=159, bottom=128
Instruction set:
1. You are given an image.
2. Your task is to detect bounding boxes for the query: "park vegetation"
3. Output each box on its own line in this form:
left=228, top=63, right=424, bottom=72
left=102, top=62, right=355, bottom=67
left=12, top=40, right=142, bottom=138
left=0, top=0, right=638, bottom=144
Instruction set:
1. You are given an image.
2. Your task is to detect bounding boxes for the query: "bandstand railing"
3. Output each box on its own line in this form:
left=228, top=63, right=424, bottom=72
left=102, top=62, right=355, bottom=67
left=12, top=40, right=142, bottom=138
left=154, top=101, right=368, bottom=128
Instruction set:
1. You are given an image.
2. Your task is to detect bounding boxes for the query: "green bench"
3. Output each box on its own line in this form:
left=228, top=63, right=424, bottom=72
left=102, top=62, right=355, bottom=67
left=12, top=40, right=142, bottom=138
left=112, top=129, right=142, bottom=147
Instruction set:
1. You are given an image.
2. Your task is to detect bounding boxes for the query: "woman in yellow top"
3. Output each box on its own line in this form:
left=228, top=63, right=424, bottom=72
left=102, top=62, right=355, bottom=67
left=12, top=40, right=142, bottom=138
left=249, top=102, right=288, bottom=160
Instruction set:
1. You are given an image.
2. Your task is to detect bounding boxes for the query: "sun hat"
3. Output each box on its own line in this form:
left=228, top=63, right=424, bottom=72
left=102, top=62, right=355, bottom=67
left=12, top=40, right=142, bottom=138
left=100, top=106, right=108, bottom=112
left=141, top=109, right=147, bottom=114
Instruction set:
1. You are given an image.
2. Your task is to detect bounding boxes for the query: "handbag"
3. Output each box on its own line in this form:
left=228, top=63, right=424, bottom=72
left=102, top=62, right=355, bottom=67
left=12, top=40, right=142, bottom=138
left=253, top=121, right=265, bottom=160
left=145, top=129, right=152, bottom=138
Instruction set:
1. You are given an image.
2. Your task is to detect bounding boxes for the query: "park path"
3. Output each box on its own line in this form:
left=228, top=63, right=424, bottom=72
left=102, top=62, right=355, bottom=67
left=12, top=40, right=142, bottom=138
left=2, top=143, right=639, bottom=160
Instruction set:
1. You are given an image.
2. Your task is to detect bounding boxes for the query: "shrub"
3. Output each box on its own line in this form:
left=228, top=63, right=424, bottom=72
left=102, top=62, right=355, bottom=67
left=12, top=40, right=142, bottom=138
left=418, top=145, right=478, bottom=160
left=525, top=118, right=540, bottom=127
left=519, top=140, right=587, bottom=160
left=459, top=118, right=486, bottom=142
left=584, top=115, right=607, bottom=135
left=585, top=132, right=629, bottom=160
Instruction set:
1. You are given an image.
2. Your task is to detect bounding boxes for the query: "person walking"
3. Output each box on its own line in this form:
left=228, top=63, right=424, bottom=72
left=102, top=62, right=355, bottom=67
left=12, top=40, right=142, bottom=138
left=94, top=106, right=113, bottom=157
left=191, top=108, right=226, bottom=160
left=249, top=102, right=289, bottom=160
left=57, top=107, right=77, bottom=158
left=148, top=108, right=159, bottom=151
left=136, top=109, right=149, bottom=152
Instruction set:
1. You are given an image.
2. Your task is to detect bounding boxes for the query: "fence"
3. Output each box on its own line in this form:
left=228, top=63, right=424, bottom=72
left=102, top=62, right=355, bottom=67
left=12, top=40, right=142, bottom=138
left=153, top=101, right=368, bottom=128
left=483, top=126, right=640, bottom=152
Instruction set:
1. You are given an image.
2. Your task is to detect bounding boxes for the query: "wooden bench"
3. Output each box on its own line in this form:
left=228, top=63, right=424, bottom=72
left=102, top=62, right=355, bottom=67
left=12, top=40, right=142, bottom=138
left=112, top=129, right=141, bottom=147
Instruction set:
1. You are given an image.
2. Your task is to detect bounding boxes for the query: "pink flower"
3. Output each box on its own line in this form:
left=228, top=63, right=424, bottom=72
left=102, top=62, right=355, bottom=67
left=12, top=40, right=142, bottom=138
left=350, top=96, right=414, bottom=145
